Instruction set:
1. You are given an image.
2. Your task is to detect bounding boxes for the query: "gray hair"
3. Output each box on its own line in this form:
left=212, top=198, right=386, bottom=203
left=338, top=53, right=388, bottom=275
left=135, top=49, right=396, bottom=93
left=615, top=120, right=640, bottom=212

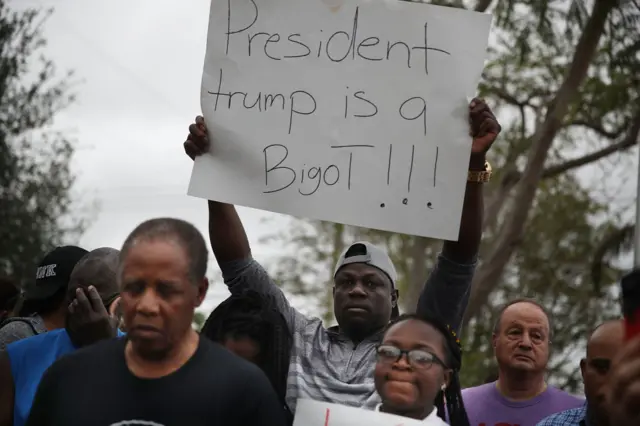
left=119, top=218, right=208, bottom=285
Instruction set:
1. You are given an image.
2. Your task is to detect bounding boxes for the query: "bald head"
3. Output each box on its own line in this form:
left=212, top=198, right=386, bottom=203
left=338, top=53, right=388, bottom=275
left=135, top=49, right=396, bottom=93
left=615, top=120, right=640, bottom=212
left=67, top=247, right=120, bottom=305
left=582, top=320, right=625, bottom=420
left=587, top=320, right=624, bottom=357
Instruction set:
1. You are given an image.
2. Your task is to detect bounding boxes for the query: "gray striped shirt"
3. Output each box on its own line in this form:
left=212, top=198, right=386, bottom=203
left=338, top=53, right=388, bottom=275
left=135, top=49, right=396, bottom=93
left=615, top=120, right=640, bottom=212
left=221, top=254, right=475, bottom=414
left=0, top=315, right=47, bottom=351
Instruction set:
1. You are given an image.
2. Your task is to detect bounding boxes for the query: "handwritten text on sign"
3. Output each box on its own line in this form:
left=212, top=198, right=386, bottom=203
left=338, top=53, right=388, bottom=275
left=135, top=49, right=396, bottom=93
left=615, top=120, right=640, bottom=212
left=292, top=399, right=441, bottom=426
left=188, top=0, right=492, bottom=239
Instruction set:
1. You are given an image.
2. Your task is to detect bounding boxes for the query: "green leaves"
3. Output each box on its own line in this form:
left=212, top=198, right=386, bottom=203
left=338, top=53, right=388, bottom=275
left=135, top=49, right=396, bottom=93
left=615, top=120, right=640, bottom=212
left=0, top=2, right=86, bottom=287
left=193, top=311, right=207, bottom=331
left=264, top=0, right=639, bottom=391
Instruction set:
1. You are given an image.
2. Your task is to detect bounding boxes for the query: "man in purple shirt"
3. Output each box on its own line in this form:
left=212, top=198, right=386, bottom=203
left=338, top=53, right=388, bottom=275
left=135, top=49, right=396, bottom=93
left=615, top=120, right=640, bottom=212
left=462, top=299, right=584, bottom=426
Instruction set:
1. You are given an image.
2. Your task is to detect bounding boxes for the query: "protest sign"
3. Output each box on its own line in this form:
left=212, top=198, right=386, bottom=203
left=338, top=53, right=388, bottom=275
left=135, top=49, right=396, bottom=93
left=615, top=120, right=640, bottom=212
left=188, top=0, right=492, bottom=239
left=292, top=399, right=441, bottom=426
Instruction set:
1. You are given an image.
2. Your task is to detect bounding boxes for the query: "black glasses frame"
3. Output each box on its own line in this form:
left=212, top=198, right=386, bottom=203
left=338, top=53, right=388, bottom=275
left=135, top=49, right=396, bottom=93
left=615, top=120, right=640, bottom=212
left=376, top=344, right=448, bottom=370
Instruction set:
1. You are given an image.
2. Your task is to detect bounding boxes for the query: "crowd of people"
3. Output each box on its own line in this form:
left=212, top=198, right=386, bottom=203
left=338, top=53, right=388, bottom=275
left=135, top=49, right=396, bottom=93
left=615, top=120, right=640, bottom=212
left=0, top=99, right=638, bottom=426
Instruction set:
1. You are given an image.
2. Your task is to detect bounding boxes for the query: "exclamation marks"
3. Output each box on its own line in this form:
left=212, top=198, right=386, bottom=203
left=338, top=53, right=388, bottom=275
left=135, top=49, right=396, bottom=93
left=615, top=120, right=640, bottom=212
left=386, top=144, right=393, bottom=185
left=433, top=146, right=439, bottom=187
left=407, top=144, right=415, bottom=192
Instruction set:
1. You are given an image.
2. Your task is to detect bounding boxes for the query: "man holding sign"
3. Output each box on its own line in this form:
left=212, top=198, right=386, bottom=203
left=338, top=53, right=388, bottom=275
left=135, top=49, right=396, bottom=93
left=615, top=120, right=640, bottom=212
left=186, top=0, right=497, bottom=417
left=184, top=96, right=499, bottom=414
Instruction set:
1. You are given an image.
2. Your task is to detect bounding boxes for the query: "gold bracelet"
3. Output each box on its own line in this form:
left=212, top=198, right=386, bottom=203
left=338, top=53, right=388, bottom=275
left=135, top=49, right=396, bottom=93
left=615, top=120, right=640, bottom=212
left=467, top=161, right=492, bottom=183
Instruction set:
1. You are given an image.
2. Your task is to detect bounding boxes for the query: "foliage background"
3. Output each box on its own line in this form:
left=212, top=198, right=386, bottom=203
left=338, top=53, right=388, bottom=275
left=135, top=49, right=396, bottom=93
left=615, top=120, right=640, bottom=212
left=262, top=0, right=640, bottom=391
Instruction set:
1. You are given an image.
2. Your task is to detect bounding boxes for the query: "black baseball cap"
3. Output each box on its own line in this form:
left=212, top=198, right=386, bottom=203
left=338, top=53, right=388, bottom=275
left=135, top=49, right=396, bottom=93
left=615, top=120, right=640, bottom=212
left=23, top=246, right=89, bottom=301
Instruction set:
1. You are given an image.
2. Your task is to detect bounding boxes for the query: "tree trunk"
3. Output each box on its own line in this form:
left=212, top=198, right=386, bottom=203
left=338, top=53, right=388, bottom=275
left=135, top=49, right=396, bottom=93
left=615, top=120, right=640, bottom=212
left=463, top=0, right=616, bottom=324
left=474, top=0, right=493, bottom=12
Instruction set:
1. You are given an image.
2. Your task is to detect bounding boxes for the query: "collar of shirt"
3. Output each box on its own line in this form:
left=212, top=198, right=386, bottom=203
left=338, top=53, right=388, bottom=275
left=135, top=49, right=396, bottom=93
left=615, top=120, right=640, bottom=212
left=326, top=325, right=384, bottom=344
left=374, top=403, right=441, bottom=423
left=543, top=404, right=588, bottom=426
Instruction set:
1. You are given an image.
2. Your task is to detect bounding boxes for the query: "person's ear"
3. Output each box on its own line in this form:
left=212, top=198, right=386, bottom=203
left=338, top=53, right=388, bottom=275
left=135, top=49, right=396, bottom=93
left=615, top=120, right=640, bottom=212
left=580, top=358, right=587, bottom=379
left=195, top=278, right=208, bottom=307
left=492, top=332, right=498, bottom=350
left=443, top=369, right=452, bottom=388
left=391, top=289, right=399, bottom=308
left=108, top=296, right=121, bottom=317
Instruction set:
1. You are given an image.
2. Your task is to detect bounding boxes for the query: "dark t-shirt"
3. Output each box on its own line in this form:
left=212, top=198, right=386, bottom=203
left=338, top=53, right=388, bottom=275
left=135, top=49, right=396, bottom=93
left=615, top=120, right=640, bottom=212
left=25, top=336, right=287, bottom=426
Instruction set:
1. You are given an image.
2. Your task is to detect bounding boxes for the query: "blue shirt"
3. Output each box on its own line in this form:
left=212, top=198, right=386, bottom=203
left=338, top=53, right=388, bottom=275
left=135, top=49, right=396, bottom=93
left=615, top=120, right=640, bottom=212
left=536, top=404, right=589, bottom=426
left=7, top=328, right=125, bottom=426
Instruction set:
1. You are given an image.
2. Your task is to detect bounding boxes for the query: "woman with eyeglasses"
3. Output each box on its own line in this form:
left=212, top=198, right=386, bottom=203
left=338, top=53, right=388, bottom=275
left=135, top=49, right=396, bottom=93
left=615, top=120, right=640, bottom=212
left=373, top=313, right=470, bottom=426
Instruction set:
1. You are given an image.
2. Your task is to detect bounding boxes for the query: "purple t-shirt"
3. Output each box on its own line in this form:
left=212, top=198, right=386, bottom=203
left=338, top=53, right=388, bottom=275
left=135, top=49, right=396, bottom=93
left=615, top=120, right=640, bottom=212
left=461, top=382, right=584, bottom=426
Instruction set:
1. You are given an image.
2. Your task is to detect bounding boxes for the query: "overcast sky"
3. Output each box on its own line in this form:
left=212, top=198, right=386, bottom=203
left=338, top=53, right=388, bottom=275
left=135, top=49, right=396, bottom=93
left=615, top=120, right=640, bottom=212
left=11, top=0, right=304, bottom=315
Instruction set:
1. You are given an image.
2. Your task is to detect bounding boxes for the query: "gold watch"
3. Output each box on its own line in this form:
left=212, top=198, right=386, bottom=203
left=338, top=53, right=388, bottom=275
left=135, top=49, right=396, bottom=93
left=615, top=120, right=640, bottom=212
left=467, top=161, right=492, bottom=183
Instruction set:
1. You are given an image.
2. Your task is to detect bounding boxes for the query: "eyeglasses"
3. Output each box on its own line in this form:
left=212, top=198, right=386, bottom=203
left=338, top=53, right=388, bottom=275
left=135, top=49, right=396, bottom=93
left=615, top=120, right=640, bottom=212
left=376, top=345, right=447, bottom=370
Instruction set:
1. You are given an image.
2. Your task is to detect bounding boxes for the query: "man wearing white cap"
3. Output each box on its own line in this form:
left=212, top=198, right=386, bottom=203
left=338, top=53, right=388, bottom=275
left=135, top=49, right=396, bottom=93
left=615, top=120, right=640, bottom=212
left=183, top=97, right=501, bottom=414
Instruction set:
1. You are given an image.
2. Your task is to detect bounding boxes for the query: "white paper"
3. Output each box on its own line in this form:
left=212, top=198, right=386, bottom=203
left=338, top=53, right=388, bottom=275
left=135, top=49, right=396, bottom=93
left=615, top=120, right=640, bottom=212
left=292, top=400, right=440, bottom=426
left=189, top=0, right=492, bottom=239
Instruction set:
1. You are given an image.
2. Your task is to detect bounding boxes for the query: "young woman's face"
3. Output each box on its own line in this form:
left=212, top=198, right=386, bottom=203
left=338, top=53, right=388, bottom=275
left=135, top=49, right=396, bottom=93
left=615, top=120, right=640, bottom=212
left=374, top=319, right=450, bottom=416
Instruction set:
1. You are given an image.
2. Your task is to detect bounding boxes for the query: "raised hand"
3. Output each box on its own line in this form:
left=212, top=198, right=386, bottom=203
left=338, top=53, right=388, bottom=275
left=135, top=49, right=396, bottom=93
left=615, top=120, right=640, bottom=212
left=468, top=98, right=500, bottom=155
left=184, top=116, right=210, bottom=160
left=606, top=336, right=640, bottom=426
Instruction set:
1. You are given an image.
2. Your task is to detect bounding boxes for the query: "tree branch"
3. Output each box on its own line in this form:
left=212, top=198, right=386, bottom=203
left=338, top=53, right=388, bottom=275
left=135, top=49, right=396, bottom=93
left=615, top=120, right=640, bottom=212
left=502, top=112, right=640, bottom=182
left=487, top=87, right=527, bottom=107
left=591, top=224, right=635, bottom=291
left=464, top=0, right=616, bottom=326
left=568, top=118, right=627, bottom=139
left=475, top=0, right=493, bottom=12
left=543, top=114, right=640, bottom=178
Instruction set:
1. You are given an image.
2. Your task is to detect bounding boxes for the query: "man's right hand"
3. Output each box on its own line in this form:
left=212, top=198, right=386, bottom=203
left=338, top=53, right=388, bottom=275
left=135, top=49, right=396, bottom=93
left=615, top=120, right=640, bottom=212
left=184, top=116, right=210, bottom=160
left=66, top=287, right=117, bottom=348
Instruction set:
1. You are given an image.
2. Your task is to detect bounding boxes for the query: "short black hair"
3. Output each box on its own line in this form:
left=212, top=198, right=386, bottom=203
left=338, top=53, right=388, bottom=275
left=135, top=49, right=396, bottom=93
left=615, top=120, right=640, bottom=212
left=120, top=218, right=208, bottom=284
left=385, top=313, right=470, bottom=426
left=67, top=248, right=120, bottom=304
left=492, top=298, right=553, bottom=340
left=19, top=286, right=67, bottom=317
left=200, top=290, right=292, bottom=402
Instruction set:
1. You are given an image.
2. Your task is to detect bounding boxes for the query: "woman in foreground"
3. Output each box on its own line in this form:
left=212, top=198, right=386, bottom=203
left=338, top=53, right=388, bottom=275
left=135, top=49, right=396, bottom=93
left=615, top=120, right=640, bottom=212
left=374, top=313, right=470, bottom=425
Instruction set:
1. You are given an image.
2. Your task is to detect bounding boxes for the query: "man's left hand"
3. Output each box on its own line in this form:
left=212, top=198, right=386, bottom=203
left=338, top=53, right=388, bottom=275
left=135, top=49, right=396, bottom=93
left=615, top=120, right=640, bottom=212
left=606, top=336, right=640, bottom=426
left=469, top=97, right=501, bottom=157
left=67, top=286, right=117, bottom=348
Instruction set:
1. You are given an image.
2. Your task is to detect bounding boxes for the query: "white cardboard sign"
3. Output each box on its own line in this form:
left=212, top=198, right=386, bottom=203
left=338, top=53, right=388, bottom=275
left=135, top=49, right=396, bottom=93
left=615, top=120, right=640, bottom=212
left=292, top=399, right=440, bottom=426
left=188, top=0, right=492, bottom=239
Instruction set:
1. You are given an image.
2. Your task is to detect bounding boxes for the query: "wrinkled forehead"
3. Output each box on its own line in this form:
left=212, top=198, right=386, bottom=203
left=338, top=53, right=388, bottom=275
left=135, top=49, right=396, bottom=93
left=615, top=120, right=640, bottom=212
left=334, top=262, right=391, bottom=283
left=587, top=320, right=624, bottom=358
left=384, top=318, right=443, bottom=345
left=500, top=302, right=550, bottom=332
left=120, top=238, right=188, bottom=270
